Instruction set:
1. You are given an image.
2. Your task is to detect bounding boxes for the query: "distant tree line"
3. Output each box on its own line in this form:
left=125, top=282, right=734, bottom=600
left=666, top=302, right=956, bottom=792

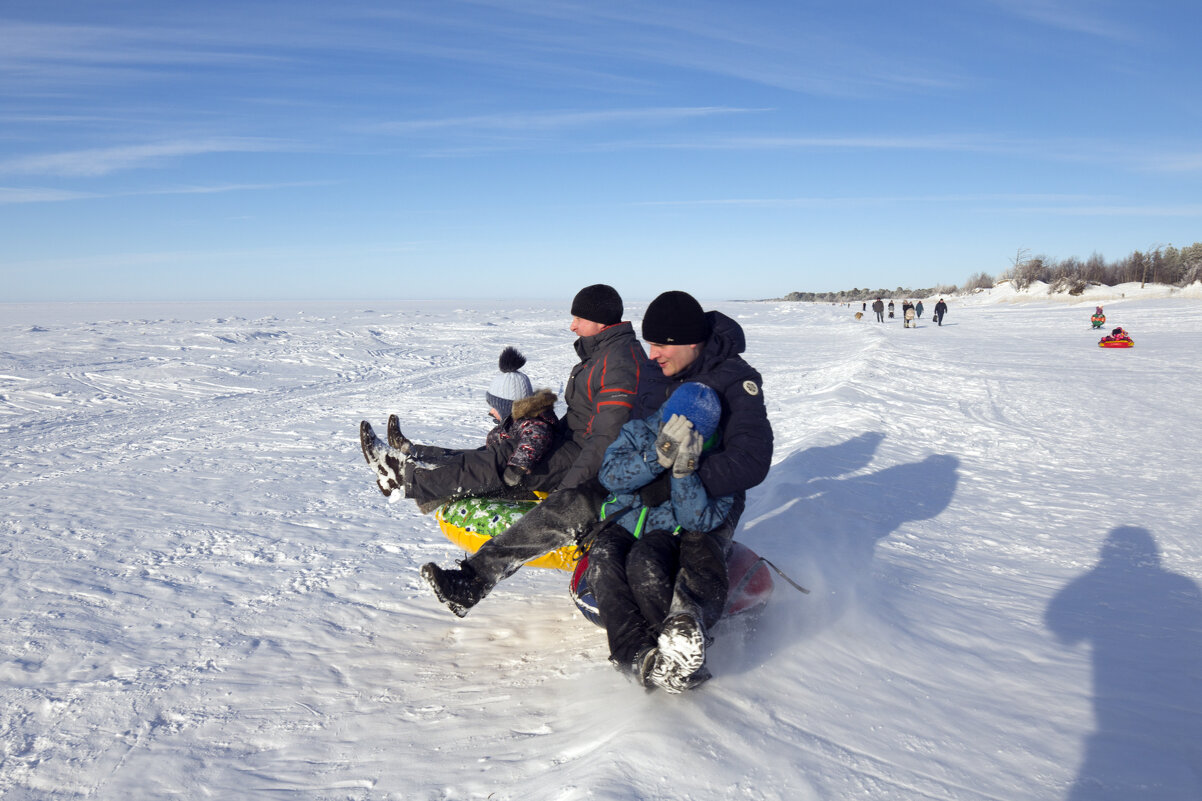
left=782, top=242, right=1202, bottom=302
left=781, top=286, right=952, bottom=303
left=998, top=243, right=1202, bottom=293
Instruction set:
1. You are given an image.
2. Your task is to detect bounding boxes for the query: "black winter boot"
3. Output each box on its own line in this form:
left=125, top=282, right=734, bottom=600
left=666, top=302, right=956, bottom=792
left=612, top=645, right=660, bottom=690
left=421, top=561, right=491, bottom=617
left=632, top=646, right=660, bottom=689
left=386, top=414, right=413, bottom=454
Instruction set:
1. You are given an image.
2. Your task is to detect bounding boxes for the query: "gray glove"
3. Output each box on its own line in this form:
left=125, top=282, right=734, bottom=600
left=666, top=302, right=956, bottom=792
left=655, top=414, right=694, bottom=469
left=672, top=427, right=705, bottom=478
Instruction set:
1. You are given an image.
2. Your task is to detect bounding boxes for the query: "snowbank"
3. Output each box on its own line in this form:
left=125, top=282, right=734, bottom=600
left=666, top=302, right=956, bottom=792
left=939, top=280, right=1202, bottom=307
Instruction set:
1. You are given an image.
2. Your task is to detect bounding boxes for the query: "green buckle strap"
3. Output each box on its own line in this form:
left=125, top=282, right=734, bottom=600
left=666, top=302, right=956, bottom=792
left=632, top=507, right=649, bottom=539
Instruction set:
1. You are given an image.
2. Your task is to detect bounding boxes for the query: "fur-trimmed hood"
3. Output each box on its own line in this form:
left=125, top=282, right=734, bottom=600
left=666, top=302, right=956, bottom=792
left=512, top=388, right=557, bottom=420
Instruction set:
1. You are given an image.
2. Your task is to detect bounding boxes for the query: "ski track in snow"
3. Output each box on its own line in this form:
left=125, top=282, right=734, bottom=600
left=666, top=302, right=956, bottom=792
left=1, top=292, right=1200, bottom=800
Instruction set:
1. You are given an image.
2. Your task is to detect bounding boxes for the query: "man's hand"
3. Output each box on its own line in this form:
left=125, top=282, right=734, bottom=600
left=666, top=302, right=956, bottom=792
left=672, top=427, right=705, bottom=478
left=655, top=414, right=693, bottom=469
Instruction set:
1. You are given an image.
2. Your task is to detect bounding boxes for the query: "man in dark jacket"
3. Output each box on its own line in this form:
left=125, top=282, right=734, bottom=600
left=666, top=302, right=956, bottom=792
left=606, top=290, right=773, bottom=690
left=552, top=286, right=647, bottom=490
left=421, top=290, right=774, bottom=658
left=934, top=298, right=948, bottom=326
left=361, top=284, right=645, bottom=510
left=872, top=298, right=885, bottom=322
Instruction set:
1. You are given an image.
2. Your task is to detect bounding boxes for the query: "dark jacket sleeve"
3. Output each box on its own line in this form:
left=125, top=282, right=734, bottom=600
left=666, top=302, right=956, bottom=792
left=557, top=344, right=641, bottom=489
left=696, top=367, right=774, bottom=498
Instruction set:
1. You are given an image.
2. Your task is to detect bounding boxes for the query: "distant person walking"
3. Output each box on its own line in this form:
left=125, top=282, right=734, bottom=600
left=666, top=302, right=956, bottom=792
left=915, top=300, right=924, bottom=319
left=934, top=298, right=948, bottom=326
left=872, top=298, right=885, bottom=322
left=887, top=300, right=895, bottom=319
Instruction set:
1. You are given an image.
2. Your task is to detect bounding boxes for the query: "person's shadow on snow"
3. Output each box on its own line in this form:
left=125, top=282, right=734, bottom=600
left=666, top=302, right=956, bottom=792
left=1045, top=526, right=1202, bottom=800
left=722, top=433, right=958, bottom=655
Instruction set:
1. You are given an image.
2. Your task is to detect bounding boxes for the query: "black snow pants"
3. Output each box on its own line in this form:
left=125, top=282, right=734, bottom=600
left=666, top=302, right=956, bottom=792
left=587, top=500, right=741, bottom=666
left=404, top=443, right=510, bottom=509
left=405, top=435, right=583, bottom=510
left=464, top=478, right=608, bottom=586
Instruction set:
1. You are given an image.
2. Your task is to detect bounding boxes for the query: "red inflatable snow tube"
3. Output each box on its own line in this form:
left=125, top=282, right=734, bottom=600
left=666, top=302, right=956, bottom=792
left=568, top=541, right=775, bottom=627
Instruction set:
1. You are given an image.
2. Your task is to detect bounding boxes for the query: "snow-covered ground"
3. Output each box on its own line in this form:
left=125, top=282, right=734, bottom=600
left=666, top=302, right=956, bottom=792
left=2, top=288, right=1200, bottom=800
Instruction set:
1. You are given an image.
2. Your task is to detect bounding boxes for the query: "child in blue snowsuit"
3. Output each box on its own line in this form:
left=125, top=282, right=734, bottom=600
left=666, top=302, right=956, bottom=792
left=585, top=382, right=735, bottom=693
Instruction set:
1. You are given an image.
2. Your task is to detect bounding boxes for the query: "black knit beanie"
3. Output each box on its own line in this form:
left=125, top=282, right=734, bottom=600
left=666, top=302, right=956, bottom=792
left=641, top=291, right=709, bottom=345
left=570, top=284, right=623, bottom=326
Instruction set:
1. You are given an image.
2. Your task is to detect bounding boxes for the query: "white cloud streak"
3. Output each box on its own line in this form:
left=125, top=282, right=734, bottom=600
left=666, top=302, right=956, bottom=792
left=0, top=139, right=289, bottom=177
left=984, top=0, right=1137, bottom=41
left=0, top=187, right=97, bottom=204
left=0, top=180, right=326, bottom=204
left=369, top=106, right=763, bottom=134
left=635, top=192, right=1105, bottom=208
left=635, top=193, right=1202, bottom=218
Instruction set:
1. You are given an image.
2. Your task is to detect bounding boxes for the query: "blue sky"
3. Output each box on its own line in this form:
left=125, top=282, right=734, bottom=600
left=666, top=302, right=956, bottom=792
left=2, top=1, right=1200, bottom=303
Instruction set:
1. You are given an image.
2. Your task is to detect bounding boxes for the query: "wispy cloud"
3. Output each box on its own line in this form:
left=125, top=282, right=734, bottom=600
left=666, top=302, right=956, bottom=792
left=366, top=114, right=1021, bottom=159
left=0, top=187, right=97, bottom=204
left=984, top=0, right=1137, bottom=41
left=2, top=241, right=421, bottom=274
left=369, top=106, right=763, bottom=135
left=0, top=180, right=325, bottom=204
left=630, top=133, right=1202, bottom=178
left=135, top=180, right=330, bottom=196
left=0, top=19, right=291, bottom=89
left=451, top=1, right=960, bottom=96
left=633, top=192, right=1202, bottom=218
left=0, top=139, right=289, bottom=177
left=1129, top=152, right=1202, bottom=174
left=635, top=193, right=1108, bottom=209
left=368, top=124, right=1197, bottom=170
left=662, top=133, right=1010, bottom=152
left=1009, top=203, right=1202, bottom=217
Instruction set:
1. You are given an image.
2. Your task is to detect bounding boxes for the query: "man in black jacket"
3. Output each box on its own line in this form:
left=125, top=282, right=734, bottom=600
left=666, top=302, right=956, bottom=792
left=553, top=285, right=647, bottom=490
left=934, top=297, right=949, bottom=326
left=611, top=290, right=774, bottom=690
left=361, top=284, right=645, bottom=510
left=422, top=291, right=775, bottom=683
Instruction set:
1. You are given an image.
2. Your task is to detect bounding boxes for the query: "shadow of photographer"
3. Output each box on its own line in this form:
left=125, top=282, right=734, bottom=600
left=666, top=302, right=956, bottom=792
left=1045, top=525, right=1202, bottom=799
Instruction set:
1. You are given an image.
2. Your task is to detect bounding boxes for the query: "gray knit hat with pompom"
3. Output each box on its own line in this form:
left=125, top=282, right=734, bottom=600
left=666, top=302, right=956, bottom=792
left=486, top=347, right=534, bottom=419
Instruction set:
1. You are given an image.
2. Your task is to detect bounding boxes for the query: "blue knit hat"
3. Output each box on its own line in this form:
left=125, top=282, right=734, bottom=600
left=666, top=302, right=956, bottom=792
left=660, top=382, right=722, bottom=440
left=486, top=347, right=533, bottom=419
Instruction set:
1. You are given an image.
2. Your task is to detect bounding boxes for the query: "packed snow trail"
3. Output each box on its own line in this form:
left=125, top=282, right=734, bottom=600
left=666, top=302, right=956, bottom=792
left=1, top=291, right=1199, bottom=800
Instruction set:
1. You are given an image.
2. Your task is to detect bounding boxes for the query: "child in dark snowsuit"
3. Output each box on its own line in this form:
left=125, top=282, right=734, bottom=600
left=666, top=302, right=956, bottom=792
left=361, top=347, right=559, bottom=513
